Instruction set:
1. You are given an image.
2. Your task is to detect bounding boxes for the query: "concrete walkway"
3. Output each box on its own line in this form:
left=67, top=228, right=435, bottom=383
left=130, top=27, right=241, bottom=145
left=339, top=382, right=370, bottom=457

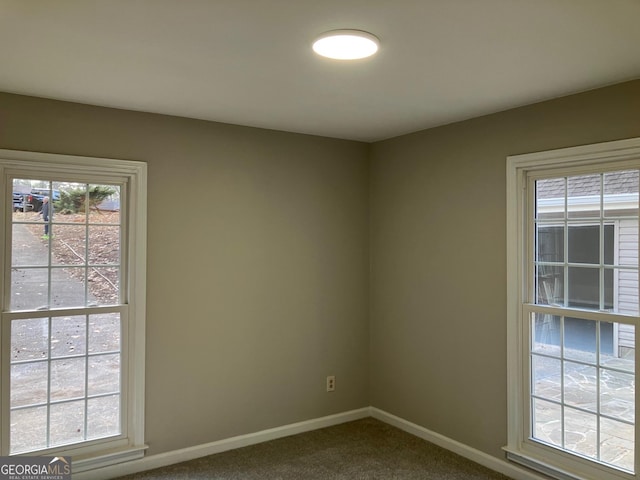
left=11, top=221, right=93, bottom=310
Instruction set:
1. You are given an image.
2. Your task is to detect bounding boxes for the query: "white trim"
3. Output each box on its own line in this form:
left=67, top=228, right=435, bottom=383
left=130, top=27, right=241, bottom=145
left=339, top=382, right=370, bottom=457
left=0, top=149, right=147, bottom=470
left=76, top=406, right=546, bottom=480
left=508, top=138, right=640, bottom=171
left=370, top=408, right=547, bottom=480
left=506, top=137, right=640, bottom=480
left=0, top=149, right=145, bottom=176
left=537, top=193, right=639, bottom=214
left=74, top=408, right=370, bottom=480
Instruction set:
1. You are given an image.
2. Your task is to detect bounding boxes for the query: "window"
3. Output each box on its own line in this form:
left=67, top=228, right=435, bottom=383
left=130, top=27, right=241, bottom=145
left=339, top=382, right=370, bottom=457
left=506, top=138, right=640, bottom=480
left=0, top=150, right=147, bottom=473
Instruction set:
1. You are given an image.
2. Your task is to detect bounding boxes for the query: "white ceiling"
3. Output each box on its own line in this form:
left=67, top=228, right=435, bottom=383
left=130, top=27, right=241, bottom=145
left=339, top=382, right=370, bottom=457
left=1, top=1, right=639, bottom=142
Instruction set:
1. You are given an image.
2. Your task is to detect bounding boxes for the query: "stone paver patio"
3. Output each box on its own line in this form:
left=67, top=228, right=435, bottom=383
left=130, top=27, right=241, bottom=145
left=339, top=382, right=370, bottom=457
left=532, top=344, right=635, bottom=472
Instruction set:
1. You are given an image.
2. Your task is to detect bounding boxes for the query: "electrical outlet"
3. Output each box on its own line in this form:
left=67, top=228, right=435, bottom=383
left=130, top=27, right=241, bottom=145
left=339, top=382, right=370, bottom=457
left=326, top=375, right=336, bottom=392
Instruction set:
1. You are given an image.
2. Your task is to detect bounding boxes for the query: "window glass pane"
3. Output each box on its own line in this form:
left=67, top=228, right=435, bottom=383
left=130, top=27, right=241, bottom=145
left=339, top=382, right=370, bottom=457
left=567, top=267, right=600, bottom=309
left=536, top=266, right=564, bottom=306
left=11, top=362, right=48, bottom=407
left=10, top=406, right=48, bottom=454
left=88, top=226, right=120, bottom=265
left=12, top=178, right=51, bottom=217
left=50, top=357, right=86, bottom=401
left=87, top=395, right=120, bottom=440
left=532, top=313, right=561, bottom=356
left=51, top=316, right=87, bottom=358
left=88, top=183, right=119, bottom=213
left=567, top=225, right=600, bottom=264
left=602, top=324, right=635, bottom=372
left=564, top=317, right=613, bottom=357
left=90, top=267, right=120, bottom=305
left=51, top=225, right=87, bottom=265
left=89, top=313, right=121, bottom=353
left=56, top=183, right=87, bottom=219
left=532, top=398, right=562, bottom=448
left=603, top=225, right=615, bottom=265
left=601, top=417, right=635, bottom=472
left=11, top=268, right=50, bottom=310
left=51, top=267, right=87, bottom=308
left=90, top=183, right=120, bottom=220
left=564, top=408, right=597, bottom=459
left=536, top=178, right=565, bottom=220
left=537, top=225, right=563, bottom=263
left=567, top=174, right=600, bottom=219
left=601, top=370, right=634, bottom=423
left=564, top=362, right=597, bottom=412
left=11, top=318, right=48, bottom=361
left=50, top=400, right=85, bottom=447
left=532, top=355, right=561, bottom=401
left=88, top=354, right=120, bottom=396
left=12, top=223, right=48, bottom=267
left=604, top=268, right=614, bottom=310
left=564, top=318, right=596, bottom=364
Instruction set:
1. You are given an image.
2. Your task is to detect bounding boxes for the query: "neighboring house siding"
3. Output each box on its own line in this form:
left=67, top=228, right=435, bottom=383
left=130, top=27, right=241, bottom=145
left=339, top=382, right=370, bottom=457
left=618, top=218, right=637, bottom=354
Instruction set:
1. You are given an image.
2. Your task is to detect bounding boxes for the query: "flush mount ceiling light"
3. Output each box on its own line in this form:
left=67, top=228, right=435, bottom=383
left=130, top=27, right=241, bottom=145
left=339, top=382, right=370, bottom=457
left=312, top=29, right=379, bottom=60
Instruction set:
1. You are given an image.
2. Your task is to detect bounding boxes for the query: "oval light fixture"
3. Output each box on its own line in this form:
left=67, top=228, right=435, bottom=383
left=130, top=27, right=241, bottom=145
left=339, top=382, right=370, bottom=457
left=312, top=29, right=379, bottom=60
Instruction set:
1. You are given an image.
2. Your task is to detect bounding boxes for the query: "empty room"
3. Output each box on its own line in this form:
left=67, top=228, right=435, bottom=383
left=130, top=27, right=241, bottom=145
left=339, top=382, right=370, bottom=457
left=0, top=2, right=639, bottom=480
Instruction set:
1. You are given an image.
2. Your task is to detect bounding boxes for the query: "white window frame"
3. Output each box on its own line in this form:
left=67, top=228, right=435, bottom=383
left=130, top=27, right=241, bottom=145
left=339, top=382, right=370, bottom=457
left=506, top=137, right=640, bottom=480
left=0, top=149, right=147, bottom=473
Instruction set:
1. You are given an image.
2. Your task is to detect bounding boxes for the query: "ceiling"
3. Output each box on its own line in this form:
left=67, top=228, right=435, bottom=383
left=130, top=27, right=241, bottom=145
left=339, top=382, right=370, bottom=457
left=1, top=1, right=639, bottom=143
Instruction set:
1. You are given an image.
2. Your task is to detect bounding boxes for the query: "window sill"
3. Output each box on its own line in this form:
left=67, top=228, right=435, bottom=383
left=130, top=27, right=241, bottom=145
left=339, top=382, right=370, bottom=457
left=504, top=445, right=635, bottom=480
left=504, top=447, right=584, bottom=480
left=72, top=444, right=148, bottom=475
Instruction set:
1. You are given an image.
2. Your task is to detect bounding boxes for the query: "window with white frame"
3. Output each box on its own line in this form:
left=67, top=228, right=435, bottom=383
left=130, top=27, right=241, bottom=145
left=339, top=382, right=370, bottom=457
left=506, top=138, right=640, bottom=480
left=0, top=150, right=146, bottom=474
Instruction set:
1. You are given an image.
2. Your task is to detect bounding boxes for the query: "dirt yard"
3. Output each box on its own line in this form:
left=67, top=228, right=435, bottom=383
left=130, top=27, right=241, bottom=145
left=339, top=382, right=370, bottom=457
left=15, top=210, right=121, bottom=304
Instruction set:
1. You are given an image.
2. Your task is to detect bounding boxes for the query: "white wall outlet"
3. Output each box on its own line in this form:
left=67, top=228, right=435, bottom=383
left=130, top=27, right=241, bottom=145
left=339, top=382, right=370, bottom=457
left=326, top=375, right=336, bottom=392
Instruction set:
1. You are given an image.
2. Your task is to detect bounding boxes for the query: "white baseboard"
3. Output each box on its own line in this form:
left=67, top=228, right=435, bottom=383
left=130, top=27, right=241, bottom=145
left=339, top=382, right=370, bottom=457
left=370, top=408, right=547, bottom=480
left=74, top=407, right=370, bottom=480
left=76, top=406, right=547, bottom=480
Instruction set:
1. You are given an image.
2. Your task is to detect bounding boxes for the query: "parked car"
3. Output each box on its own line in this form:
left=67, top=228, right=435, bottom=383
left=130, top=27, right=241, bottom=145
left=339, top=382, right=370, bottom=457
left=13, top=192, right=35, bottom=212
left=30, top=188, right=60, bottom=201
left=14, top=189, right=60, bottom=212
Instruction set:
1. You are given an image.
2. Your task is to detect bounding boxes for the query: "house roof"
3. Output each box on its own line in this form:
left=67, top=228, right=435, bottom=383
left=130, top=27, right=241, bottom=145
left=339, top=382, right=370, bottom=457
left=537, top=171, right=639, bottom=199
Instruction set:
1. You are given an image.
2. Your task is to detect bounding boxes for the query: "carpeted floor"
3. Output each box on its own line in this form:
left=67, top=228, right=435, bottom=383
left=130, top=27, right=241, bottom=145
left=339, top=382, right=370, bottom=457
left=114, top=417, right=514, bottom=479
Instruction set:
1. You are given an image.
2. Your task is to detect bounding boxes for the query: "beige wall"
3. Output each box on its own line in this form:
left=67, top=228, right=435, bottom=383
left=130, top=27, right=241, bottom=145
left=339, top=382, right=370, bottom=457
left=369, top=80, right=640, bottom=458
left=0, top=93, right=370, bottom=455
left=1, top=79, right=639, bottom=465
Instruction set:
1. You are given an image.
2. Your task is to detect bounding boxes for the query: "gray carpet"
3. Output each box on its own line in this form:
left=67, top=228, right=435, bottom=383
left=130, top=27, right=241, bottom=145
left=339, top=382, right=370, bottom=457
left=114, top=418, right=513, bottom=479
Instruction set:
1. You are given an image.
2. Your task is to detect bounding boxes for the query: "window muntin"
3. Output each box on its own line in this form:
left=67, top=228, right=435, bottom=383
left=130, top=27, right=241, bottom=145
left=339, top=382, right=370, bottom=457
left=529, top=171, right=638, bottom=473
left=7, top=178, right=124, bottom=454
left=10, top=180, right=121, bottom=310
left=536, top=224, right=615, bottom=309
left=9, top=312, right=122, bottom=454
left=0, top=150, right=146, bottom=473
left=531, top=312, right=635, bottom=472
left=507, top=139, right=640, bottom=480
